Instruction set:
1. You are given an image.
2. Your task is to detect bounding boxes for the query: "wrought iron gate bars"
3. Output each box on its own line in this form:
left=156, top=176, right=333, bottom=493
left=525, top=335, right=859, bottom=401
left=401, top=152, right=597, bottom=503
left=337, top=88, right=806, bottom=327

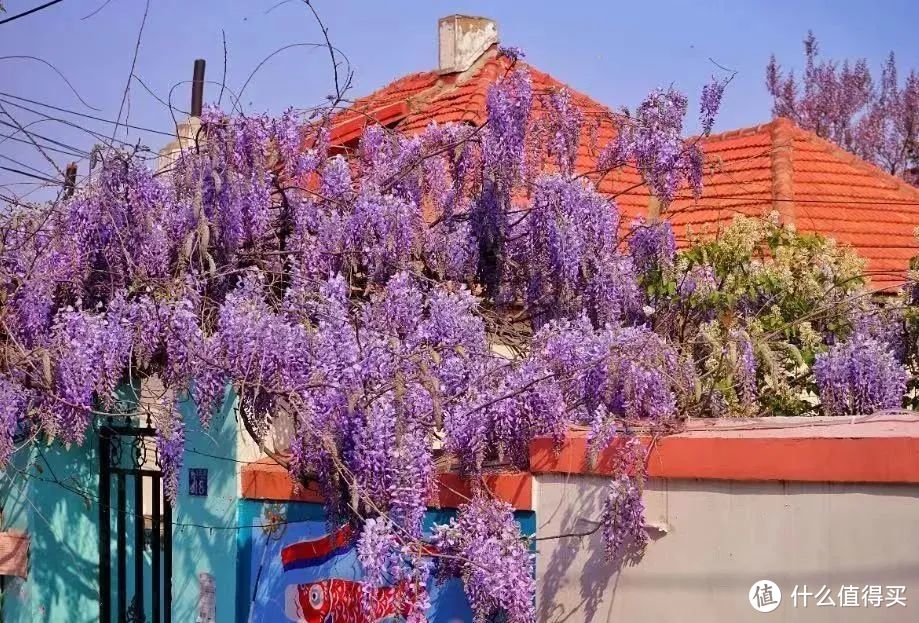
left=98, top=417, right=172, bottom=623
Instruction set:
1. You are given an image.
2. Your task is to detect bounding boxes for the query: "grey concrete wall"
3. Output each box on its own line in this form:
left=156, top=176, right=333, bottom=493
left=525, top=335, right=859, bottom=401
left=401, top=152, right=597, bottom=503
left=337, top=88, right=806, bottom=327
left=536, top=475, right=919, bottom=622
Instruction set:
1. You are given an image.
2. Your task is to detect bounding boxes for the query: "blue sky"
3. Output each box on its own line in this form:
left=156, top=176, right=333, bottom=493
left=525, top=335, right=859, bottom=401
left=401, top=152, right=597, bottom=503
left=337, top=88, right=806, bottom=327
left=2, top=0, right=919, bottom=194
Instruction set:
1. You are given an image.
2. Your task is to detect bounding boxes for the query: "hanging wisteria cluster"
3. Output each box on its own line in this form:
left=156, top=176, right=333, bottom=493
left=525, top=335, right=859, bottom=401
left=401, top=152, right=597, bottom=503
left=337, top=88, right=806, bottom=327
left=814, top=332, right=908, bottom=416
left=1, top=49, right=916, bottom=621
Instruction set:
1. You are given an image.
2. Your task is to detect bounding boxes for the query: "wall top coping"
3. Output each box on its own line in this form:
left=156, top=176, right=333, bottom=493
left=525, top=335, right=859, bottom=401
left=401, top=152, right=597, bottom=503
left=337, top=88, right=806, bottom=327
left=241, top=413, right=919, bottom=510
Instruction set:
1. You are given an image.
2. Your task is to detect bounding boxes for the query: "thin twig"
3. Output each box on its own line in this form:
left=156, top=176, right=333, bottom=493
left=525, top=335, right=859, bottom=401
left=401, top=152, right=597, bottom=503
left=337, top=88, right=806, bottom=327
left=111, top=0, right=150, bottom=143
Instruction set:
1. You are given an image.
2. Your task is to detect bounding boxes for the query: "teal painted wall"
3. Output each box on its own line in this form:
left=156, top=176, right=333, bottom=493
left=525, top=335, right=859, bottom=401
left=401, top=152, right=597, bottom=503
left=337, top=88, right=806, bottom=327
left=0, top=436, right=102, bottom=622
left=0, top=386, right=242, bottom=622
left=171, top=387, right=240, bottom=622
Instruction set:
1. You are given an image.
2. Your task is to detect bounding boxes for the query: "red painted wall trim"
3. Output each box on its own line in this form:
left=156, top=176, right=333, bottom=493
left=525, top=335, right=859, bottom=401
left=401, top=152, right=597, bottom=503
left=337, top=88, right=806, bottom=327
left=433, top=472, right=533, bottom=511
left=243, top=418, right=919, bottom=502
left=241, top=459, right=533, bottom=511
left=530, top=426, right=919, bottom=483
left=241, top=459, right=324, bottom=503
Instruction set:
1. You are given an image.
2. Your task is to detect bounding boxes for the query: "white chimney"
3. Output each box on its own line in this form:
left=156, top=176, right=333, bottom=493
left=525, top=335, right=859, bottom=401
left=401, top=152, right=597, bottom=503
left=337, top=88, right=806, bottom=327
left=438, top=15, right=498, bottom=74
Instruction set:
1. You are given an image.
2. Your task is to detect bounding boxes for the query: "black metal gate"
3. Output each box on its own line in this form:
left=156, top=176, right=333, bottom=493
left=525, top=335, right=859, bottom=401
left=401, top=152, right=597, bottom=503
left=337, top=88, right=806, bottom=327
left=98, top=416, right=173, bottom=623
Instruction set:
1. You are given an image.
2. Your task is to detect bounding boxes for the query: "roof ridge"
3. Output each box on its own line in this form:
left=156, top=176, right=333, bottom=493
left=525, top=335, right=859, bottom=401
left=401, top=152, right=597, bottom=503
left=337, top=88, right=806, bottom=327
left=523, top=63, right=613, bottom=114
left=389, top=49, right=504, bottom=124
left=452, top=45, right=502, bottom=86
left=699, top=119, right=778, bottom=143
left=781, top=118, right=919, bottom=201
left=350, top=69, right=438, bottom=106
left=769, top=117, right=795, bottom=224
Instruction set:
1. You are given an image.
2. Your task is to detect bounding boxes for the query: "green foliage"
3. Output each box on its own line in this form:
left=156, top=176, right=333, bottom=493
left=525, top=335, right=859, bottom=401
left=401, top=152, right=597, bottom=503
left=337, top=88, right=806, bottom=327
left=648, top=214, right=883, bottom=417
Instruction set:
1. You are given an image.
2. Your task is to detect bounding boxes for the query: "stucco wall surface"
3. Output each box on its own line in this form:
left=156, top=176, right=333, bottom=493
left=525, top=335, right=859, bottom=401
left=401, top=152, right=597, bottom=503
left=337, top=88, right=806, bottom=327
left=536, top=475, right=919, bottom=622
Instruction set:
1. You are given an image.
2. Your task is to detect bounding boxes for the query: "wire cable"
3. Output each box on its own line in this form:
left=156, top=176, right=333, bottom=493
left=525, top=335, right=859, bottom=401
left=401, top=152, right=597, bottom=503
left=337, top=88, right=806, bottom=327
left=0, top=92, right=175, bottom=137
left=0, top=0, right=66, bottom=26
left=0, top=119, right=90, bottom=156
left=0, top=164, right=62, bottom=185
left=0, top=131, right=85, bottom=158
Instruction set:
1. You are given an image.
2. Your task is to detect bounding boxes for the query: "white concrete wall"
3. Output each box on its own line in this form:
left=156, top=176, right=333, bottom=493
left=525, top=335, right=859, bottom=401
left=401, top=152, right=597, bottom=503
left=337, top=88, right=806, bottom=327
left=536, top=475, right=919, bottom=622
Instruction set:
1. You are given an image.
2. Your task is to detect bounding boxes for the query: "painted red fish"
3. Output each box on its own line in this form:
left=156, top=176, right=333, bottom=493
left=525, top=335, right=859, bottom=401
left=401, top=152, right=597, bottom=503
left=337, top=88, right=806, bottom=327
left=285, top=578, right=416, bottom=623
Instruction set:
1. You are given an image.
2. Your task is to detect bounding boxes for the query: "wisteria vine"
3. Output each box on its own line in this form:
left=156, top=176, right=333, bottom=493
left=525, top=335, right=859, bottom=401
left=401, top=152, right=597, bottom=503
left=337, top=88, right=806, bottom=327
left=1, top=50, right=916, bottom=622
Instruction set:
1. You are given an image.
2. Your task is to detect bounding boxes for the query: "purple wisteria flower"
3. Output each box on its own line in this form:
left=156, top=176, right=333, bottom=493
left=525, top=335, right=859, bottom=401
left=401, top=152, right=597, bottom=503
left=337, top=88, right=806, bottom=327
left=497, top=46, right=525, bottom=62
left=49, top=308, right=132, bottom=443
left=677, top=264, right=717, bottom=298
left=599, top=83, right=723, bottom=202
left=525, top=174, right=627, bottom=325
left=156, top=420, right=185, bottom=503
left=532, top=316, right=695, bottom=461
left=542, top=88, right=583, bottom=174
left=482, top=68, right=532, bottom=184
left=356, top=517, right=421, bottom=616
left=0, top=44, right=792, bottom=621
left=814, top=333, right=908, bottom=416
left=730, top=328, right=757, bottom=408
left=629, top=217, right=676, bottom=274
left=472, top=68, right=534, bottom=296
left=432, top=497, right=535, bottom=623
left=601, top=473, right=648, bottom=561
left=357, top=517, right=434, bottom=619
left=699, top=79, right=727, bottom=135
left=850, top=306, right=906, bottom=362
left=0, top=377, right=28, bottom=465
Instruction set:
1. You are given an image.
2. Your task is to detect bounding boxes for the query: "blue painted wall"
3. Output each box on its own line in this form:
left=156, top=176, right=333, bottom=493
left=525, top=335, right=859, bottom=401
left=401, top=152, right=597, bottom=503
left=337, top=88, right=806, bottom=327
left=0, top=436, right=102, bottom=622
left=237, top=499, right=537, bottom=623
left=0, top=386, right=243, bottom=622
left=171, top=386, right=241, bottom=622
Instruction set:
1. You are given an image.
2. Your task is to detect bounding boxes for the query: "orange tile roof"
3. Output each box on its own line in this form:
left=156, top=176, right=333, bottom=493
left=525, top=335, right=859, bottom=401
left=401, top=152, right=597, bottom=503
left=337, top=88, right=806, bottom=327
left=329, top=48, right=919, bottom=290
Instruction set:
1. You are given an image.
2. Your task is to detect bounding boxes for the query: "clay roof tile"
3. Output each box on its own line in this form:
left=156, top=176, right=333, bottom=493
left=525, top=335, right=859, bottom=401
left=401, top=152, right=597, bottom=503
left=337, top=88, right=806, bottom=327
left=324, top=59, right=919, bottom=289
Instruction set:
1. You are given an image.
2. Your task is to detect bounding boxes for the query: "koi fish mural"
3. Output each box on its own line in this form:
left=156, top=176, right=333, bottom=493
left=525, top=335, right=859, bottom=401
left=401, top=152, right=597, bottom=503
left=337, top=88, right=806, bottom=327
left=241, top=502, right=532, bottom=622
left=284, top=578, right=416, bottom=623
left=280, top=525, right=418, bottom=622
